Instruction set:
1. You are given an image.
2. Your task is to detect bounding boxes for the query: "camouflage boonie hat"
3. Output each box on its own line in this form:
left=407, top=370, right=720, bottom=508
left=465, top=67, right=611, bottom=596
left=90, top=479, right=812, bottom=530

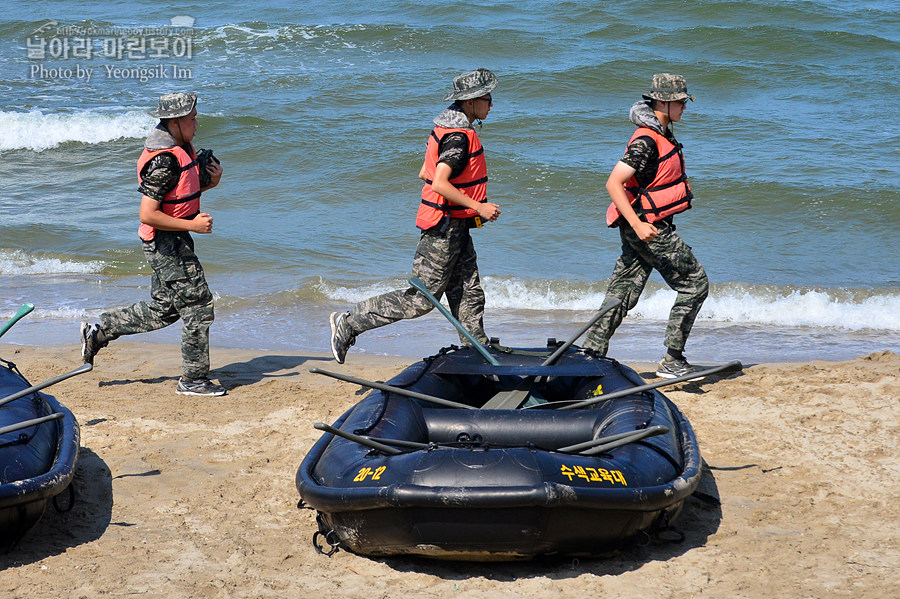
left=443, top=68, right=498, bottom=101
left=148, top=92, right=197, bottom=118
left=642, top=73, right=695, bottom=102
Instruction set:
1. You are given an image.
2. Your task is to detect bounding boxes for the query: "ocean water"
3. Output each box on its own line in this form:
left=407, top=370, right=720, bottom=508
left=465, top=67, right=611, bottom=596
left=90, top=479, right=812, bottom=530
left=1, top=1, right=898, bottom=364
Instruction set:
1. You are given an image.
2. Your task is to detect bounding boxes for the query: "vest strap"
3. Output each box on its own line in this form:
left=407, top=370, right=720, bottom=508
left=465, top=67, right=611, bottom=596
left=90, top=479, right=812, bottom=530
left=179, top=158, right=199, bottom=172
left=423, top=175, right=488, bottom=189
left=160, top=190, right=202, bottom=205
left=420, top=198, right=487, bottom=212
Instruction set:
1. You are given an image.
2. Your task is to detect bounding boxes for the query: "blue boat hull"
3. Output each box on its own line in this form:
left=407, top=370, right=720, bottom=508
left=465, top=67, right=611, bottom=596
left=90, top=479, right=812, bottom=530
left=1, top=360, right=80, bottom=552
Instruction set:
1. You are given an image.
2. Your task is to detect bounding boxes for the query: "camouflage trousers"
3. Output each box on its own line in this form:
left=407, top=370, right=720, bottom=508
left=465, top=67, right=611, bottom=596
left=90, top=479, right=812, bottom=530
left=584, top=219, right=708, bottom=356
left=347, top=218, right=488, bottom=344
left=100, top=231, right=215, bottom=380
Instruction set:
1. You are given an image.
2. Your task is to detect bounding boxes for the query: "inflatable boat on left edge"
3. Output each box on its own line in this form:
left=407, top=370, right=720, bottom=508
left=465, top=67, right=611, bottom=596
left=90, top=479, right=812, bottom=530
left=1, top=355, right=88, bottom=552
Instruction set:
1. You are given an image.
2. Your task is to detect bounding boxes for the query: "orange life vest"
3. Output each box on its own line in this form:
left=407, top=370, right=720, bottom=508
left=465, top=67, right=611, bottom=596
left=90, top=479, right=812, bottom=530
left=137, top=143, right=201, bottom=241
left=606, top=127, right=692, bottom=227
left=416, top=127, right=488, bottom=231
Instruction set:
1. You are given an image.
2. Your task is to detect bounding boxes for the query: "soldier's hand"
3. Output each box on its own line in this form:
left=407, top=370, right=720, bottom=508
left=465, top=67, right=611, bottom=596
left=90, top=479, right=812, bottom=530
left=477, top=202, right=501, bottom=222
left=633, top=221, right=658, bottom=242
left=193, top=213, right=214, bottom=234
left=205, top=162, right=223, bottom=188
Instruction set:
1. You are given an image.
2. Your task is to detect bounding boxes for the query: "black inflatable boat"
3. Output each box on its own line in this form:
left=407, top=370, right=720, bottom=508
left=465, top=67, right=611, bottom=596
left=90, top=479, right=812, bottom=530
left=0, top=358, right=84, bottom=552
left=296, top=340, right=738, bottom=560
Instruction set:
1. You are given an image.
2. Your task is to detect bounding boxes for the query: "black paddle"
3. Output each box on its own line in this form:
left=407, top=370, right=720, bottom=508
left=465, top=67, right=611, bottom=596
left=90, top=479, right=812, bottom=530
left=313, top=422, right=402, bottom=455
left=0, top=412, right=64, bottom=436
left=309, top=367, right=474, bottom=410
left=0, top=363, right=93, bottom=408
left=551, top=360, right=743, bottom=411
left=557, top=425, right=669, bottom=455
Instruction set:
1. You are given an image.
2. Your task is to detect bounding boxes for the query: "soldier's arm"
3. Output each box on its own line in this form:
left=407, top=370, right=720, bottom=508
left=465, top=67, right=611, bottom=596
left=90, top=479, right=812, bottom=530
left=430, top=163, right=500, bottom=222
left=139, top=197, right=213, bottom=234
left=606, top=161, right=657, bottom=241
left=138, top=153, right=214, bottom=234
left=429, top=132, right=500, bottom=222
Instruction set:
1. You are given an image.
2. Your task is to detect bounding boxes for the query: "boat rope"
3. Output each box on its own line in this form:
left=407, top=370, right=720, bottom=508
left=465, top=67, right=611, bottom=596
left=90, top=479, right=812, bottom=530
left=312, top=529, right=341, bottom=557
left=650, top=511, right=686, bottom=544
left=52, top=482, right=76, bottom=513
left=0, top=357, right=22, bottom=373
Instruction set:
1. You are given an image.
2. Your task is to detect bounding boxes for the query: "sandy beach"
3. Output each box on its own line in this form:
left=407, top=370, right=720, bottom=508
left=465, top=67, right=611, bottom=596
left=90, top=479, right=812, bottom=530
left=1, top=341, right=897, bottom=598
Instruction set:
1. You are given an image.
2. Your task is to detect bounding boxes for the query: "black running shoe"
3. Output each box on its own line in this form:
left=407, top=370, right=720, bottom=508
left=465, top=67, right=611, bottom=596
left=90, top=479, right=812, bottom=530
left=80, top=322, right=108, bottom=365
left=656, top=355, right=706, bottom=382
left=329, top=311, right=356, bottom=364
left=176, top=377, right=226, bottom=397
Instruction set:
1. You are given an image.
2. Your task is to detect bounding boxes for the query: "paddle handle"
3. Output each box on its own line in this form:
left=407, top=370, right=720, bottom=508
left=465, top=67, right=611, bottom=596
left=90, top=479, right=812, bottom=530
left=558, top=360, right=744, bottom=411
left=0, top=303, right=35, bottom=339
left=408, top=277, right=500, bottom=366
left=309, top=367, right=474, bottom=410
left=0, top=363, right=93, bottom=408
left=541, top=297, right=622, bottom=366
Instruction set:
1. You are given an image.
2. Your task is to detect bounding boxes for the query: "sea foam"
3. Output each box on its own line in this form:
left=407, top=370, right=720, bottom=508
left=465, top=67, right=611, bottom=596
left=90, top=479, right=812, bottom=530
left=0, top=109, right=154, bottom=152
left=0, top=250, right=104, bottom=275
left=318, top=275, right=900, bottom=333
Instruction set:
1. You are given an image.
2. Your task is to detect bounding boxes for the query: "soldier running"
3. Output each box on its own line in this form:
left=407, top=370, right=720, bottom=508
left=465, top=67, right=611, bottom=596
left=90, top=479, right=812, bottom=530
left=329, top=68, right=502, bottom=363
left=584, top=73, right=710, bottom=379
left=80, top=92, right=227, bottom=396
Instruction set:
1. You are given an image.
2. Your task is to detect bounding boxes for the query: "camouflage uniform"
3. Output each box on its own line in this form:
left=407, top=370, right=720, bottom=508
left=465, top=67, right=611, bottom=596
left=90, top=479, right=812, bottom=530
left=100, top=231, right=215, bottom=379
left=584, top=74, right=708, bottom=357
left=347, top=218, right=488, bottom=344
left=583, top=219, right=708, bottom=355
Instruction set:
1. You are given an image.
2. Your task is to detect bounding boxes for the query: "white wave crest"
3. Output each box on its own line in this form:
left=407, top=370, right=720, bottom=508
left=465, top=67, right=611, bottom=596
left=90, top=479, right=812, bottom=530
left=317, top=277, right=408, bottom=303
left=486, top=278, right=900, bottom=332
left=0, top=305, right=90, bottom=321
left=316, top=275, right=900, bottom=332
left=0, top=250, right=104, bottom=275
left=0, top=109, right=154, bottom=152
left=700, top=288, right=900, bottom=332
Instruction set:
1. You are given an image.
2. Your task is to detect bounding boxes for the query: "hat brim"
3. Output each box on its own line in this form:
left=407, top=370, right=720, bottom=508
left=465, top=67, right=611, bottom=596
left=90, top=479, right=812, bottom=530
left=147, top=108, right=194, bottom=118
left=642, top=92, right=695, bottom=102
left=443, top=79, right=498, bottom=102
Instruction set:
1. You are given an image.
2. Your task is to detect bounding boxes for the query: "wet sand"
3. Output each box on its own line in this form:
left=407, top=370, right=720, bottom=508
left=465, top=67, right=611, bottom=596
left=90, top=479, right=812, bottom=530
left=1, top=342, right=897, bottom=598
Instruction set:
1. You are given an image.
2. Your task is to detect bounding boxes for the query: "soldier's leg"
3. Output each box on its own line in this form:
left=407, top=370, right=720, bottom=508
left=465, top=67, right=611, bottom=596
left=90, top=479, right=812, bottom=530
left=583, top=229, right=653, bottom=355
left=168, top=257, right=215, bottom=380
left=100, top=264, right=180, bottom=341
left=643, top=224, right=709, bottom=353
left=444, top=227, right=488, bottom=344
left=347, top=226, right=457, bottom=335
